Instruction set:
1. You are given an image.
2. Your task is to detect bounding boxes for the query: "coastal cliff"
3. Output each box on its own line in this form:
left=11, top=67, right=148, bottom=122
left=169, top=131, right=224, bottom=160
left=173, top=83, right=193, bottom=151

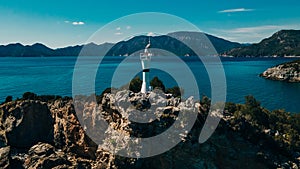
left=260, top=60, right=300, bottom=82
left=0, top=91, right=299, bottom=169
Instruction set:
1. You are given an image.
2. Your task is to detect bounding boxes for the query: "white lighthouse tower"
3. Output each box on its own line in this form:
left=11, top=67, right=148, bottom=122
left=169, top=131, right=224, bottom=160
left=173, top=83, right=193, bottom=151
left=140, top=38, right=152, bottom=94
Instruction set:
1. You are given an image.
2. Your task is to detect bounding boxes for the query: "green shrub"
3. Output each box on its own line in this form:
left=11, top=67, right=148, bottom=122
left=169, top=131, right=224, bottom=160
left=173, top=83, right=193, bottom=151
left=150, top=76, right=165, bottom=92
left=5, top=96, right=13, bottom=103
left=166, top=86, right=181, bottom=98
left=129, top=76, right=142, bottom=93
left=242, top=95, right=269, bottom=125
left=23, top=92, right=37, bottom=100
left=224, top=102, right=237, bottom=114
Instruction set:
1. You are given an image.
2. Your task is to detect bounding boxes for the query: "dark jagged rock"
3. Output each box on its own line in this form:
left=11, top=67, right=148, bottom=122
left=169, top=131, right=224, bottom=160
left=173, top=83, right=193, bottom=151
left=49, top=99, right=98, bottom=159
left=0, top=100, right=54, bottom=148
left=260, top=59, right=300, bottom=82
left=0, top=98, right=98, bottom=168
left=24, top=142, right=71, bottom=168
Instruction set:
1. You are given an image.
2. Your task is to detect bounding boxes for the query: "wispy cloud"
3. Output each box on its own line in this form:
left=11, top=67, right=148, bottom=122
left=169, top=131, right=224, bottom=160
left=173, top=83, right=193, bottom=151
left=114, top=26, right=131, bottom=36
left=224, top=25, right=284, bottom=34
left=212, top=25, right=286, bottom=43
left=116, top=26, right=131, bottom=30
left=115, top=32, right=123, bottom=35
left=72, top=21, right=85, bottom=25
left=64, top=20, right=85, bottom=25
left=218, top=8, right=254, bottom=13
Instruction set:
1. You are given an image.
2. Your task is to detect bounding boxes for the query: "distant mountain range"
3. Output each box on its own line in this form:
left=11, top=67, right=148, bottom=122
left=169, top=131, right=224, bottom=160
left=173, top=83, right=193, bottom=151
left=225, top=30, right=300, bottom=57
left=0, top=31, right=243, bottom=57
left=106, top=31, right=244, bottom=56
left=1, top=30, right=300, bottom=57
left=0, top=42, right=114, bottom=57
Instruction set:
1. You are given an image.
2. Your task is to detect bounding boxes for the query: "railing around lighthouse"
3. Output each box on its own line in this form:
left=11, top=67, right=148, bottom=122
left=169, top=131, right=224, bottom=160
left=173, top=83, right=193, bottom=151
left=140, top=52, right=152, bottom=60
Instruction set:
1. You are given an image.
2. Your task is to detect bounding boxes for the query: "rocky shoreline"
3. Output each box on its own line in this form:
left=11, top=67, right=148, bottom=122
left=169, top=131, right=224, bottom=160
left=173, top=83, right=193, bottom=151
left=260, top=60, right=300, bottom=82
left=0, top=91, right=299, bottom=169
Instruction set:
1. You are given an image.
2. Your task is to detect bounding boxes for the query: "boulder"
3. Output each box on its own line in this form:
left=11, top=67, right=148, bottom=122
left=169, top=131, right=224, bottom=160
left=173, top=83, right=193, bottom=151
left=0, top=101, right=54, bottom=148
left=25, top=142, right=71, bottom=169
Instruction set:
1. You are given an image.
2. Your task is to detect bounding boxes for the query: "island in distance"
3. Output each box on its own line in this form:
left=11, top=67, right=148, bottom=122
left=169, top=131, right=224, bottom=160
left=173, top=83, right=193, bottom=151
left=260, top=59, right=300, bottom=82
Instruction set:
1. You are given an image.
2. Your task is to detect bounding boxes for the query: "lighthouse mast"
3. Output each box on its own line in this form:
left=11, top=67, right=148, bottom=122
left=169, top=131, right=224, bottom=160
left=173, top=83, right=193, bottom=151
left=140, top=37, right=152, bottom=94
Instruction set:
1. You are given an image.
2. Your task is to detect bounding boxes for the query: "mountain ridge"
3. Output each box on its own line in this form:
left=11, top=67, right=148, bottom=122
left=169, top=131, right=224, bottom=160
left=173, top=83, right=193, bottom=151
left=2, top=30, right=300, bottom=57
left=106, top=31, right=244, bottom=56
left=0, top=31, right=243, bottom=57
left=0, top=42, right=115, bottom=57
left=225, top=30, right=300, bottom=57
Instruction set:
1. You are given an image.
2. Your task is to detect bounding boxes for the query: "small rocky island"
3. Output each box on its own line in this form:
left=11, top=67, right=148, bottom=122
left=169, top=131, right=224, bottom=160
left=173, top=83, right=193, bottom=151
left=260, top=60, right=300, bottom=82
left=0, top=91, right=300, bottom=169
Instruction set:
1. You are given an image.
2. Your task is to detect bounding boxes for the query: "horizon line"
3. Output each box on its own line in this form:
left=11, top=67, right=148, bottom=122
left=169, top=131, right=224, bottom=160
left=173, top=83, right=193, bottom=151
left=0, top=29, right=297, bottom=49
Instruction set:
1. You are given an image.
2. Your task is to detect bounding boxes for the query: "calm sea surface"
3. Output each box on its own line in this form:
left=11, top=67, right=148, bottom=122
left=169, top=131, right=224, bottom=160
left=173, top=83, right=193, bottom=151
left=0, top=56, right=299, bottom=113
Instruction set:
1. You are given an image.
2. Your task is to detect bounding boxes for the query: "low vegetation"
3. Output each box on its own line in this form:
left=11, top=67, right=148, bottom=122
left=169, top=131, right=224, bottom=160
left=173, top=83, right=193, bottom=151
left=224, top=95, right=300, bottom=157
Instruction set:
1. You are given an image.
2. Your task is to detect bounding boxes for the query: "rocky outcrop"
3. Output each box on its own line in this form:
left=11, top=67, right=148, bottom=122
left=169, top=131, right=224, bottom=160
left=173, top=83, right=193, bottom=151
left=260, top=60, right=300, bottom=82
left=49, top=99, right=97, bottom=159
left=0, top=98, right=99, bottom=168
left=0, top=100, right=54, bottom=148
left=24, top=142, right=71, bottom=168
left=0, top=91, right=299, bottom=168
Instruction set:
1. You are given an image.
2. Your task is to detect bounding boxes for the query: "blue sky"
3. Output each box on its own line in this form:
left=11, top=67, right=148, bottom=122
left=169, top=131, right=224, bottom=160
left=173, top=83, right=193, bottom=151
left=0, top=0, right=300, bottom=48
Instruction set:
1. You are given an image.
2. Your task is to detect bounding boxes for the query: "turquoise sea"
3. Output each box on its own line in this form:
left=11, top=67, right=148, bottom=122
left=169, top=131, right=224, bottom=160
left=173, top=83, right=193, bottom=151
left=0, top=56, right=299, bottom=113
